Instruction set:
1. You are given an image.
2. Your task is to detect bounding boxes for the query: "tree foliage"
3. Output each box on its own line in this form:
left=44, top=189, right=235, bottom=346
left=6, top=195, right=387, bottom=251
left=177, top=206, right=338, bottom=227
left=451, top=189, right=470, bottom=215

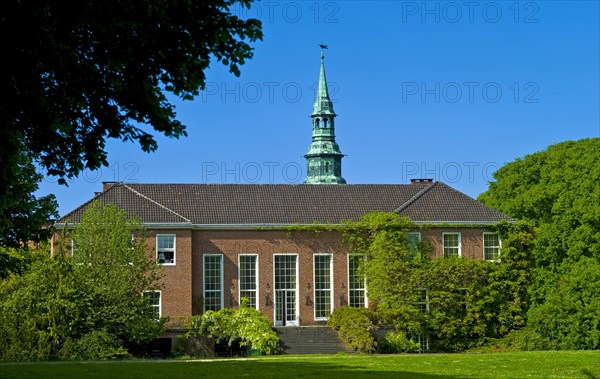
left=339, top=212, right=535, bottom=352
left=0, top=0, right=262, bottom=248
left=479, top=138, right=600, bottom=349
left=328, top=306, right=378, bottom=353
left=181, top=298, right=280, bottom=356
left=0, top=202, right=164, bottom=361
left=479, top=138, right=600, bottom=271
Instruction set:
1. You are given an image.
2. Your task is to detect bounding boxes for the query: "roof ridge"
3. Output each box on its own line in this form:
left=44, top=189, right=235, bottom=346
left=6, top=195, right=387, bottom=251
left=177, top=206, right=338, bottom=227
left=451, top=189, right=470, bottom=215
left=122, top=183, right=191, bottom=223
left=394, top=181, right=439, bottom=213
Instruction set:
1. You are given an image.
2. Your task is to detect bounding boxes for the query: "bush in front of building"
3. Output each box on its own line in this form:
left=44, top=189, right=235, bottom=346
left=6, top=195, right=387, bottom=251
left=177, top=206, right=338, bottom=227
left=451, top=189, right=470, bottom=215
left=180, top=298, right=280, bottom=356
left=378, top=331, right=420, bottom=354
left=328, top=306, right=378, bottom=353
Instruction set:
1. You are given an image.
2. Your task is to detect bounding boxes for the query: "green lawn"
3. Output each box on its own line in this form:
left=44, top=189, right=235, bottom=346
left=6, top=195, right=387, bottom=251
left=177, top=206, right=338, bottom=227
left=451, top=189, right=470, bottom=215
left=1, top=351, right=598, bottom=379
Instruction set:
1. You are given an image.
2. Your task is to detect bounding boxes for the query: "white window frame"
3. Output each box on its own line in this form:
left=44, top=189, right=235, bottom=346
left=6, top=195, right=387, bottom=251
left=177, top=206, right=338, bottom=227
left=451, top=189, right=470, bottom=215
left=483, top=232, right=501, bottom=261
left=313, top=254, right=334, bottom=321
left=414, top=288, right=429, bottom=313
left=156, top=234, right=176, bottom=266
left=442, top=232, right=461, bottom=257
left=143, top=290, right=161, bottom=319
left=238, top=254, right=259, bottom=309
left=203, top=254, right=224, bottom=312
left=272, top=253, right=299, bottom=327
left=347, top=254, right=368, bottom=308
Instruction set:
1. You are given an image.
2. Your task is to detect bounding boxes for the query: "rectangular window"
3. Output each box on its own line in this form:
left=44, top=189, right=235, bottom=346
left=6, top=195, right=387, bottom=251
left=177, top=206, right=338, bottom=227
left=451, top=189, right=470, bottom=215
left=314, top=254, right=333, bottom=320
left=143, top=291, right=161, bottom=319
left=483, top=233, right=501, bottom=261
left=407, top=232, right=422, bottom=258
left=414, top=289, right=429, bottom=313
left=348, top=254, right=367, bottom=308
left=239, top=255, right=258, bottom=309
left=443, top=233, right=461, bottom=257
left=203, top=254, right=223, bottom=312
left=157, top=234, right=176, bottom=265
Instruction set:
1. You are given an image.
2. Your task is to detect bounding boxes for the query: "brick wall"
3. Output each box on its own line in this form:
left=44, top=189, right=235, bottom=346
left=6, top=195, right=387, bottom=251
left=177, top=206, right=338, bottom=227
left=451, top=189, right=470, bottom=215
left=53, top=226, right=495, bottom=328
left=145, top=229, right=193, bottom=328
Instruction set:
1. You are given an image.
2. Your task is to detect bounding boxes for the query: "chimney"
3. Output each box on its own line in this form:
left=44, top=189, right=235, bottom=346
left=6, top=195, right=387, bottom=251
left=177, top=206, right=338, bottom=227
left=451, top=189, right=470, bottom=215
left=102, top=181, right=118, bottom=192
left=410, top=178, right=434, bottom=185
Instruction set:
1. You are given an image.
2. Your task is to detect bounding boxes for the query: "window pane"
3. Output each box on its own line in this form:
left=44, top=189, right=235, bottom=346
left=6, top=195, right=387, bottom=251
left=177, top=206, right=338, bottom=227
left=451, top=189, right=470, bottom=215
left=484, top=233, right=500, bottom=260
left=204, top=255, right=222, bottom=312
left=157, top=235, right=175, bottom=264
left=144, top=291, right=161, bottom=319
left=239, top=255, right=257, bottom=308
left=314, top=255, right=332, bottom=318
left=443, top=234, right=460, bottom=257
left=348, top=255, right=366, bottom=308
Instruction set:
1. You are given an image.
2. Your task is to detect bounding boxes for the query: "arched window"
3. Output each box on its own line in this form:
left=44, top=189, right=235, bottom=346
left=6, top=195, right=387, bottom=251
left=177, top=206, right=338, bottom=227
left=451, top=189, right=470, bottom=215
left=325, top=162, right=330, bottom=173
left=315, top=118, right=320, bottom=128
left=323, top=118, right=328, bottom=128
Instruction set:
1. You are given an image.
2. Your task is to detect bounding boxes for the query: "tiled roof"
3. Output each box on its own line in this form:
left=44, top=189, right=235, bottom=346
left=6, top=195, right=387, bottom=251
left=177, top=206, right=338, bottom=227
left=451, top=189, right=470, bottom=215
left=58, top=182, right=510, bottom=225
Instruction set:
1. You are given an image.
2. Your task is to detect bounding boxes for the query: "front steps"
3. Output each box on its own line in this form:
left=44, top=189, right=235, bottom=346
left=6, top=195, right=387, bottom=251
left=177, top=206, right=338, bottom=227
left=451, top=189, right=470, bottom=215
left=275, top=326, right=349, bottom=354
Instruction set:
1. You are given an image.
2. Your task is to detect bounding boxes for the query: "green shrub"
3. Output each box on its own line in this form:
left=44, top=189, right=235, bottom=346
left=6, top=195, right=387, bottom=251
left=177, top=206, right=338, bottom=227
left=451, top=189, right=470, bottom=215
left=328, top=306, right=377, bottom=353
left=59, top=330, right=129, bottom=360
left=181, top=299, right=280, bottom=356
left=379, top=331, right=420, bottom=353
left=526, top=258, right=600, bottom=350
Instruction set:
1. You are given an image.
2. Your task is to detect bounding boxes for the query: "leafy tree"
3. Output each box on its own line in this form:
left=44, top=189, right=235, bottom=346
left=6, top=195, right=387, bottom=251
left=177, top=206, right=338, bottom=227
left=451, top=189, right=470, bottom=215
left=479, top=138, right=600, bottom=349
left=0, top=202, right=164, bottom=361
left=526, top=257, right=600, bottom=350
left=479, top=138, right=600, bottom=272
left=0, top=141, right=58, bottom=248
left=0, top=0, right=262, bottom=247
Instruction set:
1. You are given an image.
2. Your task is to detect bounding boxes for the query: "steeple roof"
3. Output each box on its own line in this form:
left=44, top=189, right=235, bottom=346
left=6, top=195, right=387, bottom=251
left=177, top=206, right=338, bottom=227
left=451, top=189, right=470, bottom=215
left=312, top=47, right=335, bottom=116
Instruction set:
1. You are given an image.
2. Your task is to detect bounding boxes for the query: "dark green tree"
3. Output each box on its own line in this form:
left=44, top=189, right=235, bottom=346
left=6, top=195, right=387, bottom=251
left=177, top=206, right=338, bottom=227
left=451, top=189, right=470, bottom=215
left=0, top=0, right=262, bottom=247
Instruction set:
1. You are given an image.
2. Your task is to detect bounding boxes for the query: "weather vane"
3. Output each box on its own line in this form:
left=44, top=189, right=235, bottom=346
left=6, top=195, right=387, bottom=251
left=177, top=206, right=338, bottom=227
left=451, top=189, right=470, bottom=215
left=319, top=44, right=328, bottom=61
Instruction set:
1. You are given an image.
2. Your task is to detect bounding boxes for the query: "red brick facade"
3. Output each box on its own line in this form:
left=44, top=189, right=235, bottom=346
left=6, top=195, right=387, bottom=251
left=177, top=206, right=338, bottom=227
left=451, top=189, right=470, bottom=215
left=151, top=227, right=493, bottom=328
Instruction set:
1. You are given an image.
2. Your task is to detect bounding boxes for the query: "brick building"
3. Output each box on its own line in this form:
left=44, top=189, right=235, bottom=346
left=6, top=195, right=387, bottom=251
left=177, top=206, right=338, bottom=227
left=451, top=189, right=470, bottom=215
left=53, top=48, right=508, bottom=348
left=56, top=181, right=508, bottom=329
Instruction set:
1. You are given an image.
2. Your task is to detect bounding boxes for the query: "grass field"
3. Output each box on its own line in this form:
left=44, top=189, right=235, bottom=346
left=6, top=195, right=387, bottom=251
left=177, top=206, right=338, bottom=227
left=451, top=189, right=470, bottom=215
left=1, top=351, right=598, bottom=379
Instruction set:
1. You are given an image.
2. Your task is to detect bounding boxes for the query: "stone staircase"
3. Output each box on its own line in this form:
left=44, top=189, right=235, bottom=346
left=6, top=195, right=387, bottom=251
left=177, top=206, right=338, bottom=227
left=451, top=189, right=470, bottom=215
left=275, top=326, right=350, bottom=354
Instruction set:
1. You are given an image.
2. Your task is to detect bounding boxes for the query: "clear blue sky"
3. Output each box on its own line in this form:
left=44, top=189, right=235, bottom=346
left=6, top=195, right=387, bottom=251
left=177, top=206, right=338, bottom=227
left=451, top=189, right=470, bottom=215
left=37, top=1, right=600, bottom=217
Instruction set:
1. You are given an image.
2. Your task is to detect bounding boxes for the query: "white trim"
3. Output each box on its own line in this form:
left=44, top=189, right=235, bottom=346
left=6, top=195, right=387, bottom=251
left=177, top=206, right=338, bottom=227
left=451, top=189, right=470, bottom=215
left=53, top=220, right=508, bottom=230
left=313, top=253, right=333, bottom=321
left=238, top=254, right=259, bottom=310
left=483, top=232, right=502, bottom=261
left=347, top=254, right=368, bottom=308
left=442, top=232, right=462, bottom=257
left=203, top=254, right=224, bottom=312
left=156, top=234, right=176, bottom=266
left=272, top=253, right=299, bottom=327
left=143, top=290, right=162, bottom=319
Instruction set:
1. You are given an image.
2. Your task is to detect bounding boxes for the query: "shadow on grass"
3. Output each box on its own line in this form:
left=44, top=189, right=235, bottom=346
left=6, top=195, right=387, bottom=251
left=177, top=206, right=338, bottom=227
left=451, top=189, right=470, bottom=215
left=0, top=359, right=467, bottom=379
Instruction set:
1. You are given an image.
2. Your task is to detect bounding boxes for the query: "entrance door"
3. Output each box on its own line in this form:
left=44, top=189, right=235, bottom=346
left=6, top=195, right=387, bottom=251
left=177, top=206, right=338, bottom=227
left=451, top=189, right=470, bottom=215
left=274, top=255, right=298, bottom=326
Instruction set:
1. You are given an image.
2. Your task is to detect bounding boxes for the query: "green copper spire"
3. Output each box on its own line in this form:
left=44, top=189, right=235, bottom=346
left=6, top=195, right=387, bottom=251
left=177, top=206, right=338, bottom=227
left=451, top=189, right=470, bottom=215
left=304, top=45, right=346, bottom=184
